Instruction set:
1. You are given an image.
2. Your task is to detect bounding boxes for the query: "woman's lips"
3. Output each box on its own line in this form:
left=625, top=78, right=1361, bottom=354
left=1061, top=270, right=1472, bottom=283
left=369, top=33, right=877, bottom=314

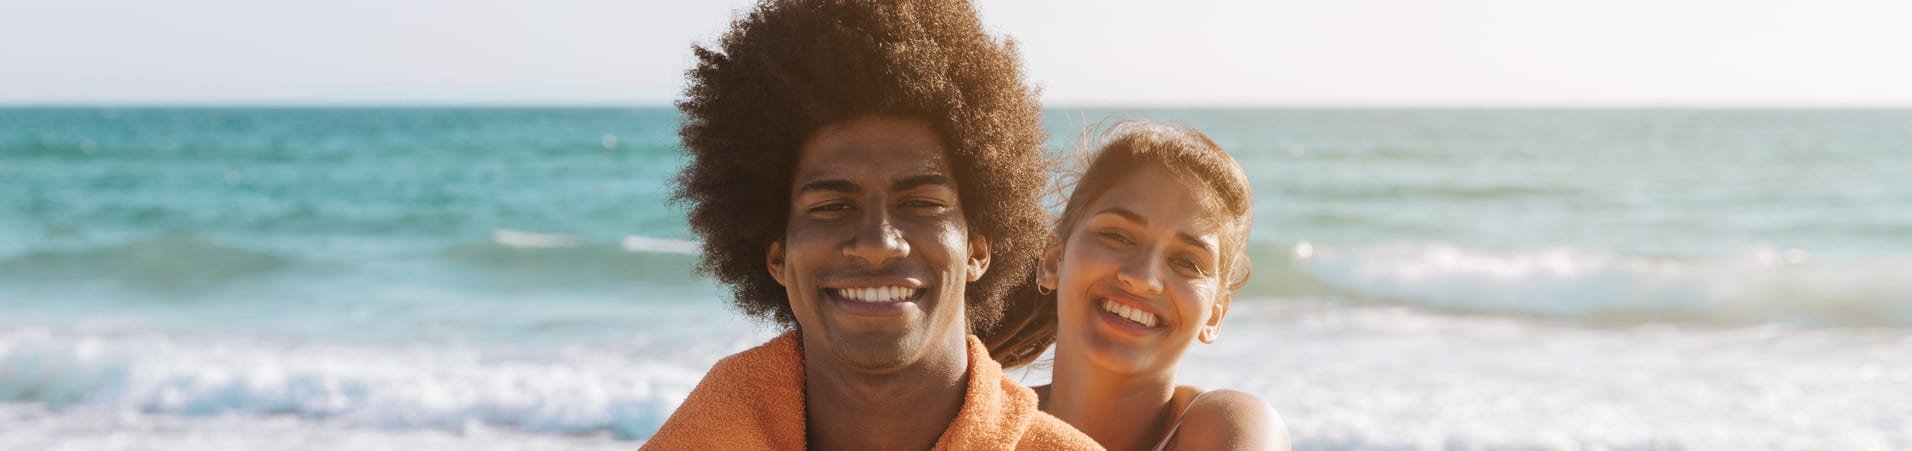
left=1099, top=298, right=1159, bottom=327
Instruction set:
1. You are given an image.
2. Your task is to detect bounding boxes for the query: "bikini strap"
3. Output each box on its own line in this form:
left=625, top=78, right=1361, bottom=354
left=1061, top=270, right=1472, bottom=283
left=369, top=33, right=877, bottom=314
left=1151, top=390, right=1214, bottom=451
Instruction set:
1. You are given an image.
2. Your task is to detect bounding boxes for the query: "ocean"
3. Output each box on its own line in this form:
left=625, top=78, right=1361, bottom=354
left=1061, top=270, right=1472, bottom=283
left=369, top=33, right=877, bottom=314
left=2, top=107, right=1908, bottom=450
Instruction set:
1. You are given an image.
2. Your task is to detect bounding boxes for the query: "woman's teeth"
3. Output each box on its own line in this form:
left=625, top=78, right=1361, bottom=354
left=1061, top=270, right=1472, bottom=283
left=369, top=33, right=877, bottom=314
left=1100, top=299, right=1158, bottom=327
left=834, top=286, right=919, bottom=303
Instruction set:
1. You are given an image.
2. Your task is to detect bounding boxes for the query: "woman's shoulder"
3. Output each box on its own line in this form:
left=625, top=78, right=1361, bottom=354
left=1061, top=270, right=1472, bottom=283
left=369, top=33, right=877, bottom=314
left=1170, top=387, right=1291, bottom=451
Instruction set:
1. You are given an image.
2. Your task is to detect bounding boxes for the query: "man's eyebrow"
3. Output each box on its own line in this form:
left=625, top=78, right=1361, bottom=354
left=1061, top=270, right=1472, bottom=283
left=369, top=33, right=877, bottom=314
left=891, top=174, right=952, bottom=192
left=1093, top=207, right=1146, bottom=226
left=797, top=179, right=859, bottom=195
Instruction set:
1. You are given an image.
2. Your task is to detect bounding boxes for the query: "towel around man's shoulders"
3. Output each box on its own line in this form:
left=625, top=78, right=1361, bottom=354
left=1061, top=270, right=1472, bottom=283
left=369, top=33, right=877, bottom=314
left=639, top=330, right=1100, bottom=450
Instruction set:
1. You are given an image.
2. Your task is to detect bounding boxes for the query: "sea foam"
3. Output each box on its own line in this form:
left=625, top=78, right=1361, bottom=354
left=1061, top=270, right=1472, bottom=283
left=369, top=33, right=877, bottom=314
left=620, top=235, right=696, bottom=255
left=0, top=327, right=730, bottom=440
left=1173, top=302, right=1912, bottom=450
left=1274, top=242, right=1912, bottom=327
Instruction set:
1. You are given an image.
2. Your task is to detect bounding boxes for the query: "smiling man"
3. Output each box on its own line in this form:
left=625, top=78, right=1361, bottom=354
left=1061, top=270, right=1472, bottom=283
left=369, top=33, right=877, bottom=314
left=638, top=0, right=1097, bottom=449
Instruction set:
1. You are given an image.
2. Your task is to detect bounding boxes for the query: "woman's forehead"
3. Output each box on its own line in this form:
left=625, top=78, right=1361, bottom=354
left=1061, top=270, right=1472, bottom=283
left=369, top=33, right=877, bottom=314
left=1087, top=177, right=1226, bottom=234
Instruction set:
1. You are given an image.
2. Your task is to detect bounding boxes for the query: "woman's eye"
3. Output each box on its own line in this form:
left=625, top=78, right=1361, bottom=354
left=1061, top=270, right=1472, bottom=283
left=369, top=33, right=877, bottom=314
left=1171, top=258, right=1207, bottom=276
left=1097, top=230, right=1133, bottom=245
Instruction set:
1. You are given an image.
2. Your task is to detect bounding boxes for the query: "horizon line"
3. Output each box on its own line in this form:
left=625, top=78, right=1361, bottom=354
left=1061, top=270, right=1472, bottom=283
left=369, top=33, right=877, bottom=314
left=6, top=102, right=1912, bottom=110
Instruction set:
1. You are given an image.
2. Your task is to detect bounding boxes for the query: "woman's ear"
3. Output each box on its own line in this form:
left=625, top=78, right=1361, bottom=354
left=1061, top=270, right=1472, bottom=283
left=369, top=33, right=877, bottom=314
left=766, top=241, right=788, bottom=287
left=1199, top=292, right=1231, bottom=344
left=1037, top=234, right=1062, bottom=292
left=966, top=233, right=991, bottom=282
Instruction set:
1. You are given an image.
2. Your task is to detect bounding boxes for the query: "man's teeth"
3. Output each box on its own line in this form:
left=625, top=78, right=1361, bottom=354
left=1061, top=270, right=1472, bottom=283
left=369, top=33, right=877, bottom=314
left=1100, top=299, right=1158, bottom=327
left=835, top=286, right=919, bottom=303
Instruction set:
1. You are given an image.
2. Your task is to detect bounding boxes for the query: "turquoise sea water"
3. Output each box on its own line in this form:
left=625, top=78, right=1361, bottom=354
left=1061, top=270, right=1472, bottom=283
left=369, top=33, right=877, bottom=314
left=3, top=107, right=1909, bottom=449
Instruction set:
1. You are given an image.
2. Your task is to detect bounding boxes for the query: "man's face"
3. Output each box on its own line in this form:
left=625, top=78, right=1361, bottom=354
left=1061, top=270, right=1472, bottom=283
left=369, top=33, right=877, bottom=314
left=768, top=115, right=989, bottom=372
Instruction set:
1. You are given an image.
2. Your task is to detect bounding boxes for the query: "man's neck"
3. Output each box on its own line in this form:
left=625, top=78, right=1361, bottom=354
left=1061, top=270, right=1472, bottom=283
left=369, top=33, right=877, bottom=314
left=803, top=332, right=972, bottom=451
left=1046, top=350, right=1179, bottom=450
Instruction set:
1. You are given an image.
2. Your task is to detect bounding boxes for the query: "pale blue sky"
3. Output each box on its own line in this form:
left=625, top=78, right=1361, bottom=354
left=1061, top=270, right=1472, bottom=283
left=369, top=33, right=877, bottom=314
left=3, top=0, right=1909, bottom=106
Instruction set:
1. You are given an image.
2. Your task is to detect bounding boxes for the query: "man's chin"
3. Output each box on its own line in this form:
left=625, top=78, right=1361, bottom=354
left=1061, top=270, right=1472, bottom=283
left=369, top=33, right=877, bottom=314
left=822, top=329, right=924, bottom=372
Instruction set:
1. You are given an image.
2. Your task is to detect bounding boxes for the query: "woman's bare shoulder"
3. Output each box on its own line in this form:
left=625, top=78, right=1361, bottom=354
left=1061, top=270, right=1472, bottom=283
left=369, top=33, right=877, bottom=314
left=1170, top=388, right=1290, bottom=451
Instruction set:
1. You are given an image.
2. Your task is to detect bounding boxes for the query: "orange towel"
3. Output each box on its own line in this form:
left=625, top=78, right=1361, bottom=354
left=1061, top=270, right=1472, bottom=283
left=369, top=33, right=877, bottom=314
left=640, top=331, right=1100, bottom=450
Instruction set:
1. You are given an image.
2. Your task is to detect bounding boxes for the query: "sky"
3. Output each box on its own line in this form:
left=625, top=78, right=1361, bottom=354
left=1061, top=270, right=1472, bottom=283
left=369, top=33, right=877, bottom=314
left=2, top=0, right=1909, bottom=107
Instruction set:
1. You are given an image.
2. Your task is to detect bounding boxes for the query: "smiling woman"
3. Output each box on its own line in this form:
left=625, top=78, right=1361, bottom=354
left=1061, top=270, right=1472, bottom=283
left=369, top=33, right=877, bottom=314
left=989, top=121, right=1288, bottom=450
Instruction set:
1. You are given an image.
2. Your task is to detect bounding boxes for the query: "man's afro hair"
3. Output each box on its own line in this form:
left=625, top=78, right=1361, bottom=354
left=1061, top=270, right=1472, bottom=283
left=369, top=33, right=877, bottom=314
left=673, top=0, right=1048, bottom=332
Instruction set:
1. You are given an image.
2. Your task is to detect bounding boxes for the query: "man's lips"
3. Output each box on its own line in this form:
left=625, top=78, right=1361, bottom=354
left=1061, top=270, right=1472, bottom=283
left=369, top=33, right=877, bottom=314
left=821, top=284, right=927, bottom=318
left=827, top=286, right=924, bottom=304
left=820, top=274, right=929, bottom=315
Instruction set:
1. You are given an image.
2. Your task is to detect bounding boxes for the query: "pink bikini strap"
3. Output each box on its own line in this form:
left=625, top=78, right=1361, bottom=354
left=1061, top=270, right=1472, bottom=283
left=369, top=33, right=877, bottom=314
left=1152, top=390, right=1214, bottom=451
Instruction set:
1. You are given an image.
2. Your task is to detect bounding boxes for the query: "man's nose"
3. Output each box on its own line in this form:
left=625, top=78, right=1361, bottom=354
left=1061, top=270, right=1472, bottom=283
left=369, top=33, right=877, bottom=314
left=844, top=205, right=909, bottom=266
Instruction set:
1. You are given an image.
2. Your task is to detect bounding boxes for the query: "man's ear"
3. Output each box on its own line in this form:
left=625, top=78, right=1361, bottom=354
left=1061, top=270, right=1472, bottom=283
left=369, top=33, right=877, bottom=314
left=966, top=233, right=991, bottom=282
left=1199, top=291, right=1231, bottom=344
left=766, top=241, right=788, bottom=287
left=1037, top=233, right=1062, bottom=292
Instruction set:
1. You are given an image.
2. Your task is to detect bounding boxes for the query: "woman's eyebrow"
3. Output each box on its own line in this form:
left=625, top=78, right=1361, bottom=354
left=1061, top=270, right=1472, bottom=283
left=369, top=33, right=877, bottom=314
left=1176, top=232, right=1218, bottom=257
left=1093, top=207, right=1146, bottom=226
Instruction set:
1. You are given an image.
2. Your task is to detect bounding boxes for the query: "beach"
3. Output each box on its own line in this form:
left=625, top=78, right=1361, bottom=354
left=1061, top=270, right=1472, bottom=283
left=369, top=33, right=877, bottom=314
left=2, top=107, right=1908, bottom=449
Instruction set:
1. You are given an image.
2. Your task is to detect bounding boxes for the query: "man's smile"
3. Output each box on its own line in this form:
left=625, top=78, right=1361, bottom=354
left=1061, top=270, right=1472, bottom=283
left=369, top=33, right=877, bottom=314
left=829, top=286, right=924, bottom=303
left=821, top=276, right=930, bottom=316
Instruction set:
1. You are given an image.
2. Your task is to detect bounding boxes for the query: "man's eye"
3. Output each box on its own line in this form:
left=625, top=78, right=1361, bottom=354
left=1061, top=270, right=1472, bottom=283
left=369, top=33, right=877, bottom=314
left=810, top=202, right=853, bottom=213
left=897, top=196, right=954, bottom=219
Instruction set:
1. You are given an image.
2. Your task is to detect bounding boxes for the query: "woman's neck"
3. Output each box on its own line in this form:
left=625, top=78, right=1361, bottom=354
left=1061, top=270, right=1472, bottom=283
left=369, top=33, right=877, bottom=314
left=1046, top=351, right=1180, bottom=450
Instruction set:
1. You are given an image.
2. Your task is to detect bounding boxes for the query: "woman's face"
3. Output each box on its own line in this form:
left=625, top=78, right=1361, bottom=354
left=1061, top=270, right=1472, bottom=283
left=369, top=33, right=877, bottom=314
left=1046, top=165, right=1232, bottom=375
